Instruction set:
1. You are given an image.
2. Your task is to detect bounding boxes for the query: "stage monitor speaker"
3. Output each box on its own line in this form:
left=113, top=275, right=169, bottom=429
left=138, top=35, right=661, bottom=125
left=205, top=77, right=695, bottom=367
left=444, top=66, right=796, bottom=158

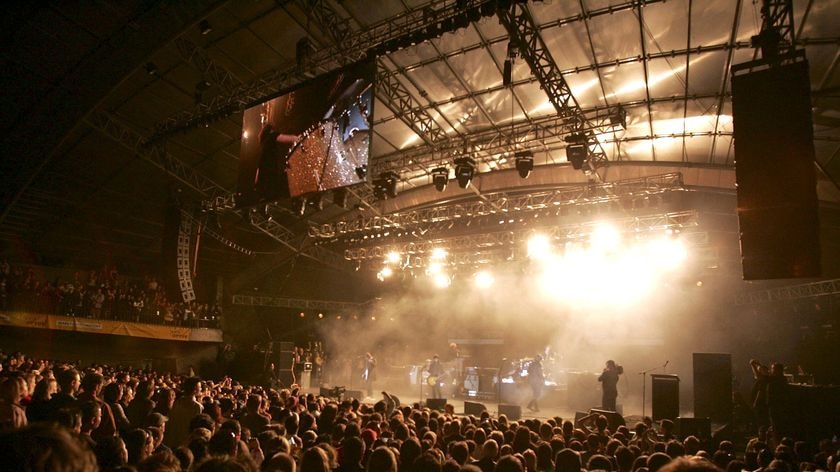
left=676, top=417, right=711, bottom=439
left=499, top=404, right=521, bottom=421
left=464, top=401, right=487, bottom=416
left=344, top=390, right=364, bottom=401
left=693, top=353, right=732, bottom=422
left=589, top=408, right=626, bottom=431
left=731, top=56, right=820, bottom=280
left=426, top=398, right=447, bottom=411
left=651, top=374, right=680, bottom=420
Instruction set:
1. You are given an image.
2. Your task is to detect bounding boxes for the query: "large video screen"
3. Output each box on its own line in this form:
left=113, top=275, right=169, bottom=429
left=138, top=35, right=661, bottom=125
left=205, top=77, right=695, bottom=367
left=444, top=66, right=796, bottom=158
left=238, top=59, right=375, bottom=201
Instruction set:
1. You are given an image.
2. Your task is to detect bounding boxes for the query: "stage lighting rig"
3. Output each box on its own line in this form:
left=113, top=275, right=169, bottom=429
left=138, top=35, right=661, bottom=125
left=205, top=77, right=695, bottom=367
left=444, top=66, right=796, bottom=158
left=454, top=156, right=476, bottom=189
left=432, top=167, right=449, bottom=192
left=373, top=171, right=399, bottom=200
left=514, top=151, right=534, bottom=179
left=565, top=133, right=589, bottom=170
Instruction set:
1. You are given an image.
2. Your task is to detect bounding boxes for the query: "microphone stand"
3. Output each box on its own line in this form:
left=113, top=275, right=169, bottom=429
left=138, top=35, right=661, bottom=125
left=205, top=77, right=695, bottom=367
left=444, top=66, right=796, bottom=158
left=638, top=361, right=667, bottom=418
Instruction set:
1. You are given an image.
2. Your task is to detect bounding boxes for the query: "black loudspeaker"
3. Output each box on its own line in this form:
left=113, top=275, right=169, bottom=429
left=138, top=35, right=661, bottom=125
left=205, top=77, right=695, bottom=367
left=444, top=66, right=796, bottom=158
left=344, top=390, right=364, bottom=401
left=499, top=404, right=521, bottom=421
left=464, top=401, right=487, bottom=416
left=426, top=398, right=447, bottom=411
left=693, top=353, right=732, bottom=422
left=676, top=417, right=711, bottom=439
left=732, top=57, right=820, bottom=280
left=651, top=374, right=680, bottom=420
left=589, top=408, right=626, bottom=430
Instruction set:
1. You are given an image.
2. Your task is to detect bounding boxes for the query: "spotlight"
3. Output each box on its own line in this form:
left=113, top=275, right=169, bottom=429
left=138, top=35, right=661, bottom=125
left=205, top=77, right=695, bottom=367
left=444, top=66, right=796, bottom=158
left=377, top=266, right=394, bottom=281
left=355, top=165, right=367, bottom=179
left=432, top=167, right=449, bottom=192
left=299, top=312, right=305, bottom=318
left=199, top=19, right=212, bottom=35
left=474, top=271, right=494, bottom=289
left=292, top=197, right=306, bottom=216
left=527, top=234, right=552, bottom=260
left=373, top=171, right=399, bottom=200
left=308, top=193, right=323, bottom=211
left=514, top=151, right=534, bottom=178
left=430, top=248, right=447, bottom=260
left=318, top=313, right=324, bottom=319
left=454, top=156, right=476, bottom=189
left=426, top=262, right=443, bottom=275
left=591, top=223, right=621, bottom=250
left=609, top=105, right=627, bottom=129
left=433, top=273, right=451, bottom=288
left=566, top=144, right=587, bottom=170
left=386, top=251, right=401, bottom=264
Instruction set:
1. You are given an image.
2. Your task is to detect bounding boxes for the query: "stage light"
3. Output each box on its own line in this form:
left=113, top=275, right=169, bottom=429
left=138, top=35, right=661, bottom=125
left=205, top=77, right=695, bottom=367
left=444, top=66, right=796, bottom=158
left=432, top=167, right=449, bottom=192
left=591, top=223, right=621, bottom=251
left=474, top=271, right=494, bottom=289
left=299, top=312, right=305, bottom=318
left=527, top=234, right=552, bottom=260
left=433, top=273, right=451, bottom=288
left=430, top=247, right=448, bottom=260
left=647, top=236, right=687, bottom=269
left=373, top=171, right=399, bottom=200
left=377, top=266, right=394, bottom=281
left=386, top=251, right=401, bottom=264
left=292, top=198, right=306, bottom=216
left=318, top=313, right=324, bottom=319
left=199, top=19, right=212, bottom=35
left=426, top=262, right=443, bottom=275
left=454, top=156, right=476, bottom=189
left=515, top=151, right=534, bottom=178
left=609, top=105, right=627, bottom=129
left=566, top=144, right=587, bottom=170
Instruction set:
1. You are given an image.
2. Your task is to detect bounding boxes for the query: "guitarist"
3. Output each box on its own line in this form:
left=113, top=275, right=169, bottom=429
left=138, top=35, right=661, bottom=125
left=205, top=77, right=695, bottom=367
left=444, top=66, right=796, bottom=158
left=426, top=355, right=445, bottom=399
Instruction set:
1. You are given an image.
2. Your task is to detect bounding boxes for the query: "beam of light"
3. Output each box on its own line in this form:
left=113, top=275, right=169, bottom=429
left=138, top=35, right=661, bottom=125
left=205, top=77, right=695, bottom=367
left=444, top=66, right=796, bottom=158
left=386, top=251, right=401, bottom=264
left=646, top=236, right=687, bottom=270
left=527, top=234, right=552, bottom=260
left=433, top=273, right=451, bottom=288
left=430, top=247, right=448, bottom=260
left=590, top=223, right=621, bottom=251
left=426, top=262, right=443, bottom=275
left=474, top=270, right=494, bottom=289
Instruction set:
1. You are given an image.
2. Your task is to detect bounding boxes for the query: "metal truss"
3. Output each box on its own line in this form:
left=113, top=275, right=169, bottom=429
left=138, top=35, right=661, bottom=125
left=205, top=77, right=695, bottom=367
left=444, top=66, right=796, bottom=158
left=734, top=279, right=840, bottom=306
left=86, top=111, right=349, bottom=270
left=376, top=64, right=450, bottom=146
left=173, top=37, right=242, bottom=92
left=180, top=210, right=254, bottom=256
left=497, top=2, right=607, bottom=174
left=149, top=0, right=497, bottom=141
left=344, top=210, right=699, bottom=263
left=311, top=172, right=685, bottom=238
left=232, top=294, right=371, bottom=312
left=758, top=0, right=796, bottom=57
left=295, top=0, right=352, bottom=54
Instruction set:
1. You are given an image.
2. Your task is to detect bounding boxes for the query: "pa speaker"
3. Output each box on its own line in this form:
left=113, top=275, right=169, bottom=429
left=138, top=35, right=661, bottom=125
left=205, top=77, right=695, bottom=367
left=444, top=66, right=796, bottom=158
left=344, top=390, right=364, bottom=401
left=693, top=353, right=732, bottom=422
left=464, top=401, right=487, bottom=416
left=732, top=57, right=820, bottom=280
left=676, top=417, right=711, bottom=439
left=651, top=374, right=680, bottom=420
left=426, top=398, right=447, bottom=411
left=499, top=404, right=521, bottom=421
left=589, top=408, right=626, bottom=430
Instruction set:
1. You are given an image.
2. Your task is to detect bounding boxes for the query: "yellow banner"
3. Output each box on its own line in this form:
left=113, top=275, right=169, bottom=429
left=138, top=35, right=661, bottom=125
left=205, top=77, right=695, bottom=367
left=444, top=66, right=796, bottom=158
left=0, top=312, right=221, bottom=343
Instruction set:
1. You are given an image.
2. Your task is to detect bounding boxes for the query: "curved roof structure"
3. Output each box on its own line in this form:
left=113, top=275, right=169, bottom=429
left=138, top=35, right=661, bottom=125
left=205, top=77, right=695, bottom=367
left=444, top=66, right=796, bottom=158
left=2, top=0, right=839, bottom=288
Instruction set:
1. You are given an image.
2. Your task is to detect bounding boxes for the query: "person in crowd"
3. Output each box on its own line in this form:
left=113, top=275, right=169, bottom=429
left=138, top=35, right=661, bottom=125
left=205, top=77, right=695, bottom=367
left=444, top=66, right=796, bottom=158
left=165, top=376, right=204, bottom=448
left=527, top=355, right=545, bottom=413
left=0, top=375, right=28, bottom=430
left=48, top=368, right=81, bottom=420
left=25, top=377, right=56, bottom=424
left=427, top=355, right=445, bottom=400
left=78, top=371, right=116, bottom=439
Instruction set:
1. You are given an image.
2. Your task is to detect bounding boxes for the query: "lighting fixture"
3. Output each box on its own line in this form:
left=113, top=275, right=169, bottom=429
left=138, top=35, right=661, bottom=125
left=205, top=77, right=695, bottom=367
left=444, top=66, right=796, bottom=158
left=373, top=171, right=399, bottom=200
left=199, top=19, right=212, bottom=35
left=515, top=150, right=534, bottom=178
left=454, top=156, right=476, bottom=189
left=432, top=167, right=449, bottom=192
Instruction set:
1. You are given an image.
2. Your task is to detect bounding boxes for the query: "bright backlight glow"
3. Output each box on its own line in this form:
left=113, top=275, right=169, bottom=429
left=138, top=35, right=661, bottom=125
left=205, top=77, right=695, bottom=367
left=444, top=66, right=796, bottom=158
left=431, top=247, right=448, bottom=260
left=433, top=273, right=451, bottom=288
left=474, top=271, right=494, bottom=289
left=527, top=234, right=552, bottom=260
left=386, top=251, right=401, bottom=264
left=590, top=223, right=621, bottom=251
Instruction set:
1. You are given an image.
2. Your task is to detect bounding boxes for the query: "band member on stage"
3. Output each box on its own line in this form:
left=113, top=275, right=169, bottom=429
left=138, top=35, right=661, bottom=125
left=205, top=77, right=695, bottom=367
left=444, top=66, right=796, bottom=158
left=426, top=355, right=445, bottom=399
left=598, top=359, right=623, bottom=411
left=527, top=355, right=545, bottom=412
left=362, top=352, right=376, bottom=398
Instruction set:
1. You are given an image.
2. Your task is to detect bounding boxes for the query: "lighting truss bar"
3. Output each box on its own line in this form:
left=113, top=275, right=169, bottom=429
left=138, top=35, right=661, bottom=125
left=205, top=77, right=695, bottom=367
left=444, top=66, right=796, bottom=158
left=376, top=64, right=450, bottom=146
left=86, top=111, right=348, bottom=270
left=232, top=294, right=371, bottom=312
left=344, top=210, right=699, bottom=262
left=311, top=173, right=684, bottom=238
left=497, top=2, right=607, bottom=173
left=734, top=279, right=840, bottom=306
left=181, top=210, right=254, bottom=256
left=149, top=0, right=496, bottom=141
left=174, top=37, right=242, bottom=92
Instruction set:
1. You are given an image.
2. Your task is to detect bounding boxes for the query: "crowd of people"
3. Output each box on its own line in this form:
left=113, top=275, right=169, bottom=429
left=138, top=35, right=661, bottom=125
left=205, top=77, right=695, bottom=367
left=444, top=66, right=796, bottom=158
left=0, top=349, right=838, bottom=472
left=0, top=260, right=221, bottom=328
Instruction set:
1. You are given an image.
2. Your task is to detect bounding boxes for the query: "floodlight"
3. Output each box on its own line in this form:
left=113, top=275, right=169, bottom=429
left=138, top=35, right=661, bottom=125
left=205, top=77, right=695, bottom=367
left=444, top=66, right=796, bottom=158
left=386, top=251, right=401, bottom=264
left=430, top=248, right=448, bottom=260
left=527, top=234, right=552, bottom=260
left=433, top=273, right=451, bottom=288
left=474, top=271, right=494, bottom=289
left=515, top=151, right=534, bottom=178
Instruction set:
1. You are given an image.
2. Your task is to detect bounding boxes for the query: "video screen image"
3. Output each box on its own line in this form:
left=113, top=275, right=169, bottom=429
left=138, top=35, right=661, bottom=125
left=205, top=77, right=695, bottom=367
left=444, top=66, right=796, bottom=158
left=238, top=59, right=375, bottom=201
